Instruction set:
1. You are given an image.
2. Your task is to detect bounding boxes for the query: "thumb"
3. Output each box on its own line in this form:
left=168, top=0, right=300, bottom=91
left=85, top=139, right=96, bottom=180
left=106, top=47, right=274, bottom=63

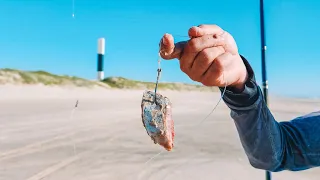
left=159, top=33, right=186, bottom=60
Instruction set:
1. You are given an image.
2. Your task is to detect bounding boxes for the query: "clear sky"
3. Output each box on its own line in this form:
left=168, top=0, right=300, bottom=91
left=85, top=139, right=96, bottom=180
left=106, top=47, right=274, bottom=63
left=0, top=0, right=319, bottom=98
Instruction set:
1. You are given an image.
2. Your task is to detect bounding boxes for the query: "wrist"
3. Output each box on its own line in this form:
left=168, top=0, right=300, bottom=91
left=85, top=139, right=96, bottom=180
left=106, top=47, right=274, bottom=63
left=228, top=65, right=249, bottom=93
left=218, top=54, right=260, bottom=109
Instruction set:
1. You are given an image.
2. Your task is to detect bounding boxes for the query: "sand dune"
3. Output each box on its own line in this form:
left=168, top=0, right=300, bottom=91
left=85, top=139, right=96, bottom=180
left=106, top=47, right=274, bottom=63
left=0, top=85, right=320, bottom=180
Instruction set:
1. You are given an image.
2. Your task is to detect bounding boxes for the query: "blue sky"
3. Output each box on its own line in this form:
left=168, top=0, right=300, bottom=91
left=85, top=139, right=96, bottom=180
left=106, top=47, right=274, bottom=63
left=0, top=0, right=319, bottom=98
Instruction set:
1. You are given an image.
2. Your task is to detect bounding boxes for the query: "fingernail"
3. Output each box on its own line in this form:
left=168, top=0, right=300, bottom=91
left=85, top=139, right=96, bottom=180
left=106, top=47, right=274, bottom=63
left=195, top=27, right=202, bottom=36
left=190, top=26, right=201, bottom=37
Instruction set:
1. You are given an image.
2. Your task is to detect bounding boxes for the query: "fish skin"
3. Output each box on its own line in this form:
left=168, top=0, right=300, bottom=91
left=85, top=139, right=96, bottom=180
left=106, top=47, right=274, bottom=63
left=141, top=90, right=174, bottom=151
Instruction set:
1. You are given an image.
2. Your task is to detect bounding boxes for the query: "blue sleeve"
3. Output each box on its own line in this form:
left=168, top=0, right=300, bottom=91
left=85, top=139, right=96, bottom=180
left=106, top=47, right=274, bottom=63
left=219, top=55, right=320, bottom=172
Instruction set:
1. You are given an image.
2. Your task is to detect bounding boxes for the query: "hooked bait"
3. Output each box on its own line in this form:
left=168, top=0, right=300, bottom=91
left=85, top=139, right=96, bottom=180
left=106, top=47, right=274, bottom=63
left=141, top=90, right=174, bottom=151
left=141, top=46, right=175, bottom=151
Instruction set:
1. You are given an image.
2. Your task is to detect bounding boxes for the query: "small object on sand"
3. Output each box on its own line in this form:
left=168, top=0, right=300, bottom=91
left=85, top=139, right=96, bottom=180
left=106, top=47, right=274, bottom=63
left=141, top=90, right=174, bottom=151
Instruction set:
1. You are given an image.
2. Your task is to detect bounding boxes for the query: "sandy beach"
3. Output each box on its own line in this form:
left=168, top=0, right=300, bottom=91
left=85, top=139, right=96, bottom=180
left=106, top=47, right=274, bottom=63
left=0, top=85, right=320, bottom=180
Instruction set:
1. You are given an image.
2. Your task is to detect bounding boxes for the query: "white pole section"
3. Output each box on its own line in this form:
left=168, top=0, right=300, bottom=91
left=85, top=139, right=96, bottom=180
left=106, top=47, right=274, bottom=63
left=97, top=38, right=105, bottom=80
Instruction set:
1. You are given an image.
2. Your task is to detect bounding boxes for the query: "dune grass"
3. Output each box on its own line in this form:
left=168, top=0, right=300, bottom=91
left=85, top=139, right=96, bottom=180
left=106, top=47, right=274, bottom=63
left=0, top=68, right=217, bottom=91
left=0, top=68, right=99, bottom=87
left=102, top=76, right=217, bottom=92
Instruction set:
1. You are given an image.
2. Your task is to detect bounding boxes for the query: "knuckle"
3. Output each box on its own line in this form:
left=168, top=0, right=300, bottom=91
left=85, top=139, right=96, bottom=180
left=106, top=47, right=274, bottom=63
left=195, top=53, right=211, bottom=70
left=189, top=74, right=197, bottom=81
left=214, top=57, right=224, bottom=69
left=201, top=48, right=213, bottom=63
left=180, top=63, right=200, bottom=81
left=198, top=48, right=217, bottom=67
left=189, top=74, right=200, bottom=82
left=180, top=63, right=188, bottom=73
left=187, top=38, right=198, bottom=51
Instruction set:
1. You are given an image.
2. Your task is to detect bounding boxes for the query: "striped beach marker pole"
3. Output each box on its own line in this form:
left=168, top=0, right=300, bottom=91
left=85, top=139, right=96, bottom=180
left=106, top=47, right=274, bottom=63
left=97, top=38, right=105, bottom=81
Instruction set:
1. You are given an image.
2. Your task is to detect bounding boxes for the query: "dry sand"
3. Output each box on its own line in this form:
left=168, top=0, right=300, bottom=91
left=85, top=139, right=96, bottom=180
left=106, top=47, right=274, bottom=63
left=0, top=84, right=320, bottom=180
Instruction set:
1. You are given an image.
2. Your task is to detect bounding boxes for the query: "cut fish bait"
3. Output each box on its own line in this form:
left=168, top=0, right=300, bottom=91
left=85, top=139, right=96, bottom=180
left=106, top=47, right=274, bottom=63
left=141, top=90, right=174, bottom=151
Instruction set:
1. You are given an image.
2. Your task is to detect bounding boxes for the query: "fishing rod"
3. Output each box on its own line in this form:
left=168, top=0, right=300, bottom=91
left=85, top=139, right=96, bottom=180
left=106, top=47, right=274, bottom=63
left=259, top=0, right=271, bottom=180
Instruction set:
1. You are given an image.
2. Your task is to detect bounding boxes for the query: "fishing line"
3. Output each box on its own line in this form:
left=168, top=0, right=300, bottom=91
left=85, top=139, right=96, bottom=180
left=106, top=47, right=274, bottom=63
left=69, top=100, right=79, bottom=156
left=72, top=0, right=75, bottom=18
left=69, top=0, right=78, bottom=156
left=139, top=34, right=228, bottom=179
left=144, top=74, right=227, bottom=164
left=143, top=78, right=226, bottom=160
left=160, top=77, right=227, bottom=180
left=139, top=75, right=227, bottom=179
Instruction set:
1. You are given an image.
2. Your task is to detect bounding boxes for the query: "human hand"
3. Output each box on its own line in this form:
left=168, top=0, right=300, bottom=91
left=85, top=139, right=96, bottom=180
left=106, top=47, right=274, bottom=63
left=159, top=24, right=248, bottom=92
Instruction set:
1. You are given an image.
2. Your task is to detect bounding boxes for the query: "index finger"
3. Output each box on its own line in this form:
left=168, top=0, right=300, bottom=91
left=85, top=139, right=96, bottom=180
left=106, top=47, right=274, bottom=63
left=159, top=33, right=187, bottom=60
left=188, top=24, right=225, bottom=38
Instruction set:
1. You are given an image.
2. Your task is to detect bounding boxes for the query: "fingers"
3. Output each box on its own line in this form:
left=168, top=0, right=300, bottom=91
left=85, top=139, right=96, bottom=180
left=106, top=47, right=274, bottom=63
left=159, top=25, right=225, bottom=60
left=188, top=24, right=225, bottom=38
left=159, top=33, right=187, bottom=60
left=201, top=52, right=233, bottom=86
left=179, top=34, right=226, bottom=73
left=159, top=24, right=239, bottom=87
left=161, top=24, right=226, bottom=60
left=190, top=46, right=225, bottom=81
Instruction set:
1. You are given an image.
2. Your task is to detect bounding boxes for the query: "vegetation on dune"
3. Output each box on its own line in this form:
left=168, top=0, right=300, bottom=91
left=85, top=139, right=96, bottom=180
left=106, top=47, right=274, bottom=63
left=102, top=76, right=217, bottom=92
left=0, top=68, right=218, bottom=91
left=0, top=68, right=100, bottom=87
